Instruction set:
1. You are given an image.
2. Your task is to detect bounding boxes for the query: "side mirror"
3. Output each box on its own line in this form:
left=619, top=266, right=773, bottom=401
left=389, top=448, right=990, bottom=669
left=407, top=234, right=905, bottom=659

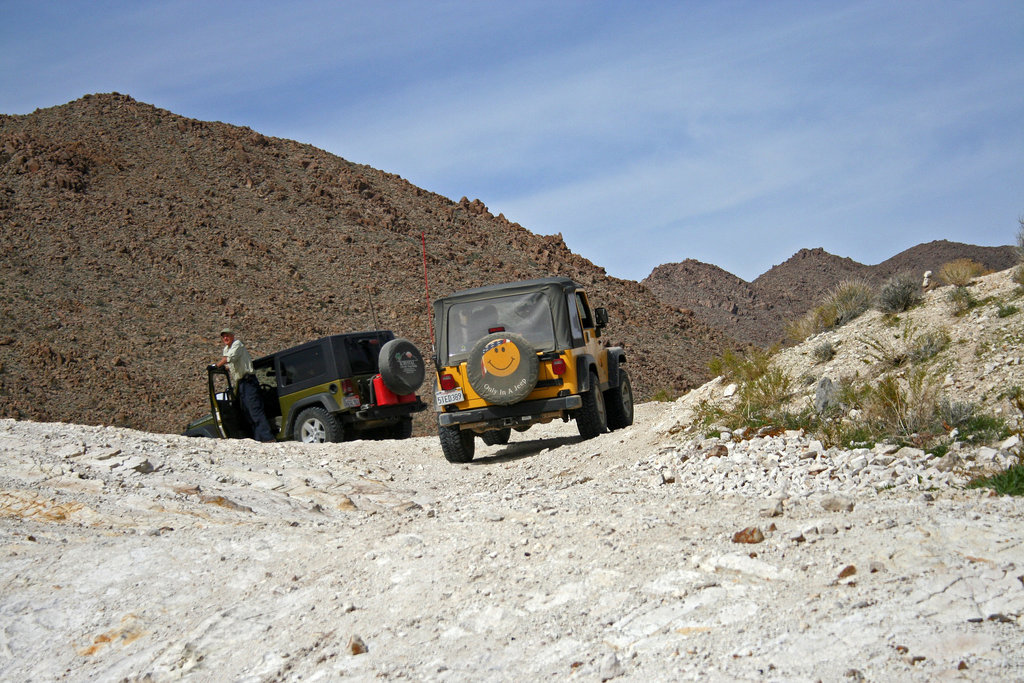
left=595, top=307, right=609, bottom=328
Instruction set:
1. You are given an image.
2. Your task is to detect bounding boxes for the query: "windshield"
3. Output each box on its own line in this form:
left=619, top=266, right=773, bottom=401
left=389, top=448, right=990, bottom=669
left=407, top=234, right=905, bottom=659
left=446, top=292, right=555, bottom=362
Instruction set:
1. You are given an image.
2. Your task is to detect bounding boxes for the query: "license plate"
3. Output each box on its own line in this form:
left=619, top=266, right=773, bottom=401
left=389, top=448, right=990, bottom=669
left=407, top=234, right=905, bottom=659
left=343, top=396, right=361, bottom=408
left=435, top=388, right=465, bottom=406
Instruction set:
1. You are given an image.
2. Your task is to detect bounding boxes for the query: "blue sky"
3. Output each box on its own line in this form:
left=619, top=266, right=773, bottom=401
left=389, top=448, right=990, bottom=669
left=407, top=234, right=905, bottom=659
left=2, top=1, right=1022, bottom=281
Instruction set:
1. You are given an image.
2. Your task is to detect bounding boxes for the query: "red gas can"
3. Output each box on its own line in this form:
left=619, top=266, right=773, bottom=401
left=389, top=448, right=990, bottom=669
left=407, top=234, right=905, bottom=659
left=372, top=374, right=416, bottom=406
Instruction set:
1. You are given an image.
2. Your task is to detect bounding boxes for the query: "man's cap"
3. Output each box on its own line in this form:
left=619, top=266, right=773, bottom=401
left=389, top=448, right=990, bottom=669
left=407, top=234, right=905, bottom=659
left=219, top=327, right=234, bottom=336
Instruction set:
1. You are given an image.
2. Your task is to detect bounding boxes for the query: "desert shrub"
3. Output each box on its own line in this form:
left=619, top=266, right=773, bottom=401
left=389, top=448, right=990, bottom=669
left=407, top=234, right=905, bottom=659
left=947, top=285, right=978, bottom=315
left=701, top=346, right=797, bottom=430
left=650, top=388, right=677, bottom=402
left=1017, top=217, right=1024, bottom=262
left=939, top=397, right=976, bottom=428
left=735, top=367, right=793, bottom=424
left=909, top=328, right=950, bottom=364
left=937, top=259, right=986, bottom=287
left=877, top=273, right=923, bottom=314
left=786, top=281, right=873, bottom=343
left=967, top=462, right=1024, bottom=496
left=861, top=323, right=911, bottom=369
left=861, top=370, right=941, bottom=439
left=812, top=341, right=835, bottom=363
left=997, top=302, right=1019, bottom=318
left=708, top=346, right=775, bottom=384
left=786, top=303, right=836, bottom=343
left=1014, top=266, right=1024, bottom=287
left=825, top=280, right=874, bottom=326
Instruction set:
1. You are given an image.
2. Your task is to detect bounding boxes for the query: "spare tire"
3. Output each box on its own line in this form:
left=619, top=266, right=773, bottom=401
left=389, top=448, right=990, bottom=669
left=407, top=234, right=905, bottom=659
left=378, top=338, right=425, bottom=396
left=465, top=332, right=539, bottom=405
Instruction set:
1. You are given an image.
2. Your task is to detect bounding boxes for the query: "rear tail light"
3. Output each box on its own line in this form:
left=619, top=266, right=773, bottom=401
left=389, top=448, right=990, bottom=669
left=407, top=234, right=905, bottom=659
left=439, top=373, right=458, bottom=391
left=341, top=379, right=357, bottom=397
left=551, top=359, right=567, bottom=376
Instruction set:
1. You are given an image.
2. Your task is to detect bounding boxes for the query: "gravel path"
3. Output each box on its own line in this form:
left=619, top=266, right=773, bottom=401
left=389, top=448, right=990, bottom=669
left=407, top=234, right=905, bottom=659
left=1, top=400, right=1022, bottom=681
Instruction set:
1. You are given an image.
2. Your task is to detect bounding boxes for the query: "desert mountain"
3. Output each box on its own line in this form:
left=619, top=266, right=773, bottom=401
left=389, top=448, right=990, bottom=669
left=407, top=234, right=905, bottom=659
left=644, top=242, right=1017, bottom=345
left=0, top=93, right=733, bottom=434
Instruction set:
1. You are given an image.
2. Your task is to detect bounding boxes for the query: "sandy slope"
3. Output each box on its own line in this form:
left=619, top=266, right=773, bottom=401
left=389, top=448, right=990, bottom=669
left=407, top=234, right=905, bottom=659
left=1, top=398, right=1022, bottom=682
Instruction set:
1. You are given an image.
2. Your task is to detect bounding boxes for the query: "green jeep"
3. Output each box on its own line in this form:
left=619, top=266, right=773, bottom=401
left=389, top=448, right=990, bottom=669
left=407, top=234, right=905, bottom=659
left=432, top=277, right=634, bottom=462
left=184, top=331, right=427, bottom=442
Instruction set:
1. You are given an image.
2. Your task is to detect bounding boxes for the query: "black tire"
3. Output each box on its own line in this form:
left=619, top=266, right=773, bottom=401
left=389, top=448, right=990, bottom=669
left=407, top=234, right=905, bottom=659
left=293, top=406, right=343, bottom=443
left=575, top=370, right=607, bottom=440
left=389, top=417, right=414, bottom=440
left=439, top=424, right=475, bottom=463
left=465, top=332, right=539, bottom=406
left=604, top=368, right=635, bottom=431
left=480, top=428, right=511, bottom=446
left=378, top=338, right=426, bottom=396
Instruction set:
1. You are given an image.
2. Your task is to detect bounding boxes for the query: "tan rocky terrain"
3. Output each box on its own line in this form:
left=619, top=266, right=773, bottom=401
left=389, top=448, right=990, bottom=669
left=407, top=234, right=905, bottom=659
left=1, top=268, right=1021, bottom=681
left=645, top=243, right=1018, bottom=346
left=0, top=93, right=732, bottom=436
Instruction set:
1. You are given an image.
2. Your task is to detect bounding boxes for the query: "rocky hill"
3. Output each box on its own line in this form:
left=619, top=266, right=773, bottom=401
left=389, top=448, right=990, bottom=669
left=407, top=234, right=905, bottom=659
left=0, top=93, right=733, bottom=434
left=645, top=242, right=1018, bottom=346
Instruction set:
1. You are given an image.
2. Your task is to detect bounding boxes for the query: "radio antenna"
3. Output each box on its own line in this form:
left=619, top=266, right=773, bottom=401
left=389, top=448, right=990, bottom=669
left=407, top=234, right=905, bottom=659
left=368, top=289, right=380, bottom=330
left=422, top=231, right=435, bottom=353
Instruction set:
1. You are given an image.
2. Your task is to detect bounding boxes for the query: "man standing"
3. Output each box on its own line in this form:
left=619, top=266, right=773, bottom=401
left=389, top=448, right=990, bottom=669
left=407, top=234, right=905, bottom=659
left=215, top=328, right=275, bottom=442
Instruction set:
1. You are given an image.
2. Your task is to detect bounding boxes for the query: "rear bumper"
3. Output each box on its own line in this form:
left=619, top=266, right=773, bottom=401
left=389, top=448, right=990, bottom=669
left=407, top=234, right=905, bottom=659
left=437, top=395, right=582, bottom=428
left=355, top=398, right=427, bottom=421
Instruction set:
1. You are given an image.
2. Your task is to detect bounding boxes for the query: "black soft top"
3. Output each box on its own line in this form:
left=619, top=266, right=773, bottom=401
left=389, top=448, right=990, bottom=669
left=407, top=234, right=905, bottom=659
left=433, top=278, right=582, bottom=365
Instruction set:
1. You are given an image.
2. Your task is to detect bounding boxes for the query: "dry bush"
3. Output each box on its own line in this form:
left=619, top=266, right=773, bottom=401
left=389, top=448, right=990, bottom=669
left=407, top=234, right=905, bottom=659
left=877, top=273, right=922, bottom=314
left=786, top=281, right=873, bottom=343
left=826, top=280, right=874, bottom=326
left=937, top=259, right=987, bottom=287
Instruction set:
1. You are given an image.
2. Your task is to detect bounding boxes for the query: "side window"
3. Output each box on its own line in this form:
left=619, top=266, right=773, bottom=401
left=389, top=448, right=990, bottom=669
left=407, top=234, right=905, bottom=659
left=566, top=293, right=584, bottom=346
left=254, top=358, right=276, bottom=389
left=278, top=346, right=326, bottom=386
left=575, top=292, right=595, bottom=330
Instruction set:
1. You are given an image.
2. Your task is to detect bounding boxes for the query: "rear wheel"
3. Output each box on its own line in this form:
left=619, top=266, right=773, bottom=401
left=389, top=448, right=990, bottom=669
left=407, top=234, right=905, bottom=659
left=604, top=368, right=634, bottom=431
left=293, top=407, right=342, bottom=443
left=481, top=428, right=511, bottom=446
left=389, top=417, right=414, bottom=440
left=575, top=370, right=607, bottom=440
left=439, top=424, right=475, bottom=463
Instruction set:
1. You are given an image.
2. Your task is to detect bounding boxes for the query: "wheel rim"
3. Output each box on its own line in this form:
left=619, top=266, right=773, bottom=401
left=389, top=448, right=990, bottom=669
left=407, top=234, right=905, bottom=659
left=300, top=418, right=326, bottom=443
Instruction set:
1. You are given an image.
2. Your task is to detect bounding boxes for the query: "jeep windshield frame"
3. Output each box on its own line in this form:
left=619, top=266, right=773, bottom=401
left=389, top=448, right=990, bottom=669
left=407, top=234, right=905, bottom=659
left=433, top=277, right=579, bottom=366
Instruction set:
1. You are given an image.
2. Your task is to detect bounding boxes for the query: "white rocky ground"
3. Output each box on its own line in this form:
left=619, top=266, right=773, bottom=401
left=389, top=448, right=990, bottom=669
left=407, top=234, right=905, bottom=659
left=1, top=401, right=1022, bottom=682
left=2, top=270, right=1023, bottom=682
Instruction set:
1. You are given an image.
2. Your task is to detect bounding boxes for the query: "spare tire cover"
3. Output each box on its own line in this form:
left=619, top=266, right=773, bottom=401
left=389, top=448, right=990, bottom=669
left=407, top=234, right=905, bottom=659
left=378, top=338, right=425, bottom=396
left=466, top=332, right=539, bottom=406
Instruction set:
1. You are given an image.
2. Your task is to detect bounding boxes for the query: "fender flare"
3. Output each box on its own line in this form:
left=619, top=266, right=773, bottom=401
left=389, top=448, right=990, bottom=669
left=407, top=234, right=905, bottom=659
left=606, top=347, right=627, bottom=386
left=575, top=354, right=598, bottom=391
left=284, top=393, right=342, bottom=436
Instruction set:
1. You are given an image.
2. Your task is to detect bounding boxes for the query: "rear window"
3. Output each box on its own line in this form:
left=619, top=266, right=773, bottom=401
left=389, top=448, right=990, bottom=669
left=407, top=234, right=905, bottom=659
left=445, top=292, right=555, bottom=362
left=337, top=334, right=388, bottom=376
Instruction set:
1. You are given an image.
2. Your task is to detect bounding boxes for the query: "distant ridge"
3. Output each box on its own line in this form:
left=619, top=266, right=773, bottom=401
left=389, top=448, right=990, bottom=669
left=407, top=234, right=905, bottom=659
left=644, top=241, right=1017, bottom=345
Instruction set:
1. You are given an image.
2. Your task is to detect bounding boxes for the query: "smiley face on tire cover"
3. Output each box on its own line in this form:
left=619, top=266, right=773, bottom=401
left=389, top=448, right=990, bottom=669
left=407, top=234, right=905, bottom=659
left=466, top=332, right=539, bottom=406
left=480, top=338, right=520, bottom=377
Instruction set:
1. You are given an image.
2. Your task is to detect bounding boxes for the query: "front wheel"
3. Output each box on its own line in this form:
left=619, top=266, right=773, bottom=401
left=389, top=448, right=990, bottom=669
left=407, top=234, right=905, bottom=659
left=604, top=368, right=634, bottom=431
left=575, top=370, right=607, bottom=440
left=439, top=424, right=475, bottom=463
left=293, top=407, right=342, bottom=443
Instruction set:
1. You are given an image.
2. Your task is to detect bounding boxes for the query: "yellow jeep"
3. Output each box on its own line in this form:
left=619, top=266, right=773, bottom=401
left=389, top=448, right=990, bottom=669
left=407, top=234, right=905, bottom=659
left=432, top=277, right=633, bottom=462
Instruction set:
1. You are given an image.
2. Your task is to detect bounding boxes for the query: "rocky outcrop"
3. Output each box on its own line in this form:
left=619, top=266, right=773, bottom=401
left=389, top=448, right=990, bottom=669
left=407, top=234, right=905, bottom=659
left=644, top=243, right=1017, bottom=345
